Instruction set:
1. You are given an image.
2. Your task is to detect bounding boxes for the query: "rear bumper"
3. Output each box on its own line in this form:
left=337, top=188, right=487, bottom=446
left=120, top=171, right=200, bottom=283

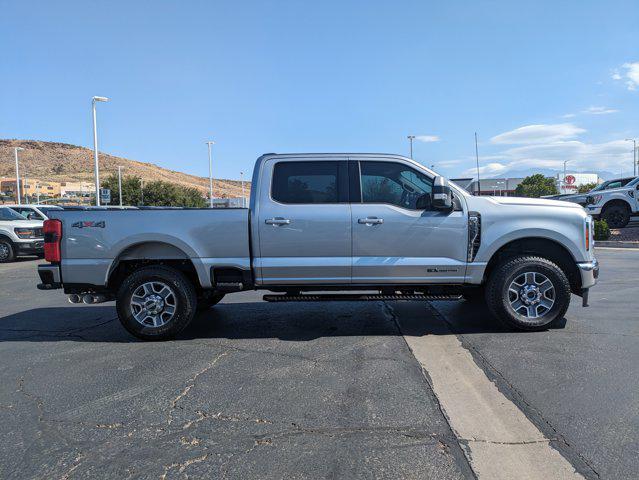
left=577, top=259, right=599, bottom=290
left=37, top=264, right=62, bottom=290
left=16, top=240, right=44, bottom=255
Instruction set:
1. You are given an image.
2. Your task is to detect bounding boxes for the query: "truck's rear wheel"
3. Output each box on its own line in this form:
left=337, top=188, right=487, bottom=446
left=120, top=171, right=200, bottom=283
left=602, top=204, right=630, bottom=229
left=0, top=239, right=15, bottom=263
left=486, top=256, right=571, bottom=331
left=116, top=266, right=197, bottom=341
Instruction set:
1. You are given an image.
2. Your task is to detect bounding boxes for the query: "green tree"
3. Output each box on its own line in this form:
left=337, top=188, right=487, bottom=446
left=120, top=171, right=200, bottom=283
left=578, top=182, right=597, bottom=194
left=101, top=175, right=206, bottom=207
left=514, top=174, right=558, bottom=198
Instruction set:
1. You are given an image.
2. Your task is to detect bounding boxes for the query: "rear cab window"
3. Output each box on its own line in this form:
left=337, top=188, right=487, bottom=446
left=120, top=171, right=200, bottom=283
left=271, top=161, right=348, bottom=204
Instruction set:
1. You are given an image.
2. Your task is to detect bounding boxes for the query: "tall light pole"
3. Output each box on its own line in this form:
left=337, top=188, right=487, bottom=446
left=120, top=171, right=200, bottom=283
left=206, top=141, right=215, bottom=208
left=14, top=147, right=24, bottom=205
left=407, top=135, right=415, bottom=159
left=92, top=96, right=109, bottom=206
left=475, top=132, right=481, bottom=196
left=117, top=166, right=123, bottom=206
left=240, top=171, right=245, bottom=207
left=625, top=139, right=637, bottom=176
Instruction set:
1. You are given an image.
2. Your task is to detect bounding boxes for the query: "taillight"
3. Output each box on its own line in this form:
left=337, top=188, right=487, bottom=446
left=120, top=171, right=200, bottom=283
left=43, top=219, right=62, bottom=263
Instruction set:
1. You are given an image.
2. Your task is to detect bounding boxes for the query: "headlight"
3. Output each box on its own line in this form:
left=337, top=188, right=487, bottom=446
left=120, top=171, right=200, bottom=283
left=14, top=228, right=38, bottom=239
left=588, top=194, right=603, bottom=205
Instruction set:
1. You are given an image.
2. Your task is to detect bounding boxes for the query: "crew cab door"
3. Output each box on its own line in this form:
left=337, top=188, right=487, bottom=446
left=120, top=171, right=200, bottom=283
left=350, top=160, right=468, bottom=284
left=255, top=158, right=351, bottom=285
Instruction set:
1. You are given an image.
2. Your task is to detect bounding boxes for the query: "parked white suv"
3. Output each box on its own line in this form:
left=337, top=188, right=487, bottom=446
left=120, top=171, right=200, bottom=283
left=5, top=204, right=63, bottom=221
left=0, top=207, right=45, bottom=262
left=585, top=176, right=639, bottom=228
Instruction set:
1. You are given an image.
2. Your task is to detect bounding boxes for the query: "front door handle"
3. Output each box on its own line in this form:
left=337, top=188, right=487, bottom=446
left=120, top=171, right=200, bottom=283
left=265, top=217, right=291, bottom=226
left=358, top=217, right=384, bottom=225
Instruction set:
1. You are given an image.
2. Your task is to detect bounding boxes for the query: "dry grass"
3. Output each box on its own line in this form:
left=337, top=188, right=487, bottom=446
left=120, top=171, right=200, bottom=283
left=0, top=139, right=249, bottom=198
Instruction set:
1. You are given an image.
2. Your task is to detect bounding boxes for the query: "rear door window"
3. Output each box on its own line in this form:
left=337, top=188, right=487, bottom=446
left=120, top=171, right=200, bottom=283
left=272, top=161, right=347, bottom=204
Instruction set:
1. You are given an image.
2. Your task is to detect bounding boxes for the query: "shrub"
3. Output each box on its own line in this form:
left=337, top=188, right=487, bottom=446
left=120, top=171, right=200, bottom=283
left=594, top=219, right=610, bottom=241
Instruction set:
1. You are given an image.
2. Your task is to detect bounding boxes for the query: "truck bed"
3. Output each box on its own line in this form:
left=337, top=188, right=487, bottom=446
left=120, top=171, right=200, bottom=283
left=48, top=208, right=250, bottom=288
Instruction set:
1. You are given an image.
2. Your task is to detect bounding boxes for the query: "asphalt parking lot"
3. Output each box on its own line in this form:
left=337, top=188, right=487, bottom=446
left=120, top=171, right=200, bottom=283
left=0, top=248, right=637, bottom=479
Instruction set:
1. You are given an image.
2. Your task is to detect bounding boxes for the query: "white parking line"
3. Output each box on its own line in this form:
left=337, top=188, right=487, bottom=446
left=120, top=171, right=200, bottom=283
left=387, top=302, right=583, bottom=480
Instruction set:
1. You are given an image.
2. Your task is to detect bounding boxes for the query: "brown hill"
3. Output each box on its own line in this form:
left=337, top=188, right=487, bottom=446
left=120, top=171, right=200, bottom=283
left=0, top=139, right=249, bottom=198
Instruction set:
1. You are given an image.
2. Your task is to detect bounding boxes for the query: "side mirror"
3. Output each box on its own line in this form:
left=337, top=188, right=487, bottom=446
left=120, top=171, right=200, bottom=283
left=432, top=176, right=453, bottom=210
left=27, top=213, right=36, bottom=220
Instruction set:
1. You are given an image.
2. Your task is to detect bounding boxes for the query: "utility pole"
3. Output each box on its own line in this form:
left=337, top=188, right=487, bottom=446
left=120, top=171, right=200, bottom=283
left=206, top=141, right=215, bottom=207
left=474, top=133, right=481, bottom=196
left=117, top=166, right=123, bottom=206
left=563, top=160, right=570, bottom=194
left=407, top=135, right=416, bottom=159
left=14, top=147, right=24, bottom=205
left=626, top=139, right=637, bottom=176
left=91, top=96, right=109, bottom=206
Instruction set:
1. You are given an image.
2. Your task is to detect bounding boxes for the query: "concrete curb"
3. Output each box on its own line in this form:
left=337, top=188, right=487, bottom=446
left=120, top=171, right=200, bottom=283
left=595, top=241, right=639, bottom=249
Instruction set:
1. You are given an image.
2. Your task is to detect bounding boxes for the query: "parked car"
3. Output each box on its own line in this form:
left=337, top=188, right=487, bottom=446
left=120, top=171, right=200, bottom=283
left=5, top=204, right=64, bottom=221
left=583, top=176, right=639, bottom=228
left=0, top=207, right=45, bottom=262
left=38, top=153, right=598, bottom=340
left=552, top=177, right=637, bottom=207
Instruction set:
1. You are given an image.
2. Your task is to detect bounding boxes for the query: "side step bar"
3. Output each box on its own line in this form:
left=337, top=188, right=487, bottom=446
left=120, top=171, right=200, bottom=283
left=263, top=293, right=463, bottom=302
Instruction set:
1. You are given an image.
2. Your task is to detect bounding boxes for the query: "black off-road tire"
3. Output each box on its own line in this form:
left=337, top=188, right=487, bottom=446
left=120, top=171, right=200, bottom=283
left=602, top=204, right=630, bottom=229
left=196, top=291, right=225, bottom=311
left=116, top=266, right=197, bottom=341
left=486, top=255, right=571, bottom=331
left=0, top=239, right=15, bottom=263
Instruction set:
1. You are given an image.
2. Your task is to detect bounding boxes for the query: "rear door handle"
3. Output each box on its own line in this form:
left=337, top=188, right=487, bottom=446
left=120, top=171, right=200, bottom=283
left=265, top=217, right=291, bottom=226
left=358, top=217, right=384, bottom=225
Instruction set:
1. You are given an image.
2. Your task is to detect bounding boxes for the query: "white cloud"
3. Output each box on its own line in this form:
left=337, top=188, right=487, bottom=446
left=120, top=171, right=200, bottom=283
left=582, top=106, right=618, bottom=115
left=435, top=159, right=461, bottom=168
left=414, top=135, right=440, bottom=143
left=562, top=113, right=576, bottom=119
left=462, top=162, right=508, bottom=176
left=612, top=62, right=639, bottom=90
left=490, top=123, right=586, bottom=145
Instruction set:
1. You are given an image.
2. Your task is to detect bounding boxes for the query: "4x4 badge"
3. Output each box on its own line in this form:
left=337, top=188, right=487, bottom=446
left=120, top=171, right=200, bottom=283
left=71, top=221, right=105, bottom=229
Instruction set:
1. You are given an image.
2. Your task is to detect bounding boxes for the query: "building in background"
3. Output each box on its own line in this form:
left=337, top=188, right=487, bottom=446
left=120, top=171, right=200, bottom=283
left=210, top=197, right=247, bottom=208
left=60, top=181, right=95, bottom=197
left=555, top=173, right=601, bottom=195
left=452, top=177, right=524, bottom=196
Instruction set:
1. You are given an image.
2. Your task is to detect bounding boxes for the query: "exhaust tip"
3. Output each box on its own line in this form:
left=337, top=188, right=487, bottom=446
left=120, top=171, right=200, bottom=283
left=82, top=294, right=95, bottom=304
left=68, top=294, right=81, bottom=304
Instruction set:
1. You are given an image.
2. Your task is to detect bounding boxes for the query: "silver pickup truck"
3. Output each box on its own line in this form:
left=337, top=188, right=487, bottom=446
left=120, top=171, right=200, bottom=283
left=38, top=153, right=598, bottom=340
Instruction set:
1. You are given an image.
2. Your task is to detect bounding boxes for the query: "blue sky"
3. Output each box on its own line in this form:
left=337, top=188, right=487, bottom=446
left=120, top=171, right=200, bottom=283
left=1, top=0, right=638, bottom=180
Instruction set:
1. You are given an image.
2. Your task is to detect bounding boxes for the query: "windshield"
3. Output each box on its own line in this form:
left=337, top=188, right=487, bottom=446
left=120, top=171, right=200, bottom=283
left=0, top=207, right=28, bottom=221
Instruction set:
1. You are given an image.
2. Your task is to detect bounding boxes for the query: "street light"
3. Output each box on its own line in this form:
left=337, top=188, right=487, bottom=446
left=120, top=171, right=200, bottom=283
left=13, top=147, right=24, bottom=205
left=206, top=141, right=215, bottom=208
left=625, top=139, right=637, bottom=176
left=117, top=166, right=123, bottom=207
left=240, top=171, right=246, bottom=207
left=92, top=96, right=109, bottom=206
left=407, top=135, right=416, bottom=159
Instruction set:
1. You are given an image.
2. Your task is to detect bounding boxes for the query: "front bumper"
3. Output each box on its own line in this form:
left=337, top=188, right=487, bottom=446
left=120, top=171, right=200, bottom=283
left=577, top=258, right=599, bottom=290
left=585, top=205, right=602, bottom=217
left=16, top=239, right=44, bottom=255
left=37, top=264, right=62, bottom=290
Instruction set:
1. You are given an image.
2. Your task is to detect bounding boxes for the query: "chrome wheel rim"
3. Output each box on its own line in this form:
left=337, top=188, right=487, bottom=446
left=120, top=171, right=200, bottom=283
left=508, top=271, right=555, bottom=319
left=0, top=243, right=9, bottom=261
left=130, top=281, right=177, bottom=327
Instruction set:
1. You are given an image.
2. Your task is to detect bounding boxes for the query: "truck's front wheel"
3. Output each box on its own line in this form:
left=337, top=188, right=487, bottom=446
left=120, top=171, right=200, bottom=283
left=116, top=266, right=197, bottom=341
left=486, top=256, right=571, bottom=331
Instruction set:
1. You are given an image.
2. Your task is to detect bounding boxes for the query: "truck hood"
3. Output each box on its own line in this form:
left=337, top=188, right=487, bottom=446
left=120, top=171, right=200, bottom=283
left=483, top=196, right=584, bottom=209
left=0, top=219, right=44, bottom=228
